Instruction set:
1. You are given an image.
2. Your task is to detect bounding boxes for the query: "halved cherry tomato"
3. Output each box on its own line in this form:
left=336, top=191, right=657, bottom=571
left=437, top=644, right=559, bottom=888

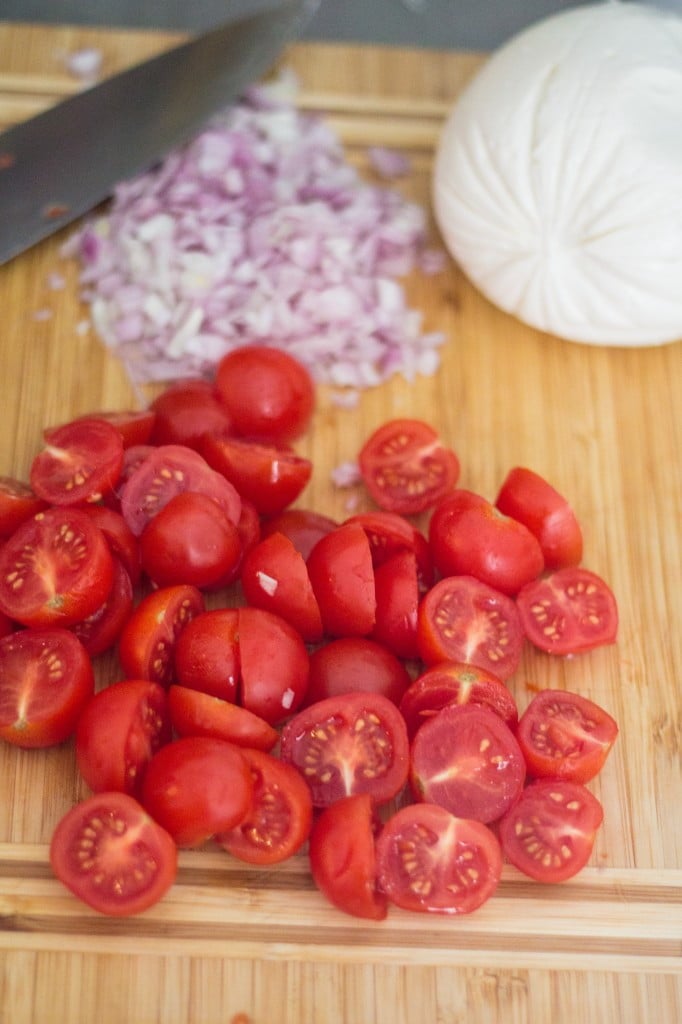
left=50, top=791, right=177, bottom=916
left=237, top=607, right=310, bottom=725
left=279, top=691, right=409, bottom=808
left=516, top=567, right=618, bottom=655
left=370, top=549, right=421, bottom=660
left=217, top=748, right=313, bottom=865
left=417, top=575, right=524, bottom=681
left=172, top=608, right=239, bottom=702
left=240, top=531, right=323, bottom=643
left=82, top=505, right=141, bottom=586
left=104, top=443, right=155, bottom=511
left=498, top=778, right=604, bottom=883
left=118, top=584, right=205, bottom=687
left=308, top=793, right=387, bottom=920
left=67, top=409, right=156, bottom=449
left=71, top=557, right=134, bottom=657
left=495, top=466, right=583, bottom=570
left=140, top=736, right=253, bottom=847
left=306, top=523, right=376, bottom=638
left=399, top=661, right=519, bottom=740
left=199, top=434, right=312, bottom=516
left=261, top=508, right=337, bottom=561
left=409, top=703, right=526, bottom=824
left=429, top=489, right=544, bottom=596
left=344, top=510, right=433, bottom=587
left=358, top=419, right=460, bottom=515
left=516, top=689, right=618, bottom=783
left=214, top=344, right=315, bottom=443
left=0, top=507, right=114, bottom=628
left=30, top=417, right=124, bottom=505
left=0, top=477, right=47, bottom=538
left=376, top=803, right=502, bottom=914
left=149, top=380, right=232, bottom=448
left=305, top=636, right=411, bottom=707
left=168, top=686, right=278, bottom=752
left=75, top=679, right=171, bottom=797
left=0, top=627, right=94, bottom=748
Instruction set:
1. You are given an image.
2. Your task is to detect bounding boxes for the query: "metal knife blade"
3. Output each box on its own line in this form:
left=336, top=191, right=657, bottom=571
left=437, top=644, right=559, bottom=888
left=0, top=0, right=318, bottom=265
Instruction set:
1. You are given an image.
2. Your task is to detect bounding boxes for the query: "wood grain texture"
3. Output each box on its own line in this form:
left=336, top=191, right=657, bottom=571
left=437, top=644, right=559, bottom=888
left=0, top=22, right=681, bottom=1024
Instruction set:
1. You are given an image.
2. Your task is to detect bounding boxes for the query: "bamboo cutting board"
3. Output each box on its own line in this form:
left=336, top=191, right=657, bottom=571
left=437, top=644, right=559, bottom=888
left=0, top=22, right=681, bottom=1024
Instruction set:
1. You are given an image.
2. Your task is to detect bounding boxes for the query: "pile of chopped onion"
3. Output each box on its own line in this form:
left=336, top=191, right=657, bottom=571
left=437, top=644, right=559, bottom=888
left=63, top=75, right=446, bottom=389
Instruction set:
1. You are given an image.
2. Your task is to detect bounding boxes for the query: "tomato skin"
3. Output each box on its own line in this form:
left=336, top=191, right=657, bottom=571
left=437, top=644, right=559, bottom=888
left=261, top=508, right=337, bottom=561
left=306, top=523, right=376, bottom=638
left=240, top=531, right=323, bottom=643
left=370, top=549, right=421, bottom=660
left=305, top=636, right=412, bottom=707
left=141, top=736, right=253, bottom=847
left=118, top=584, right=205, bottom=687
left=217, top=748, right=313, bottom=865
left=200, top=434, right=312, bottom=517
left=376, top=803, right=502, bottom=915
left=399, top=661, right=519, bottom=740
left=409, top=703, right=526, bottom=824
left=82, top=505, right=141, bottom=586
left=516, top=689, right=618, bottom=784
left=172, top=608, right=239, bottom=702
left=237, top=607, right=310, bottom=725
left=309, top=793, right=387, bottom=920
left=168, top=686, right=278, bottom=752
left=429, top=489, right=544, bottom=597
left=495, top=467, right=583, bottom=570
left=75, top=679, right=171, bottom=797
left=214, top=344, right=315, bottom=443
left=358, top=419, right=460, bottom=516
left=279, top=691, right=409, bottom=808
left=516, top=567, right=618, bottom=655
left=71, top=557, right=134, bottom=657
left=0, top=477, right=47, bottom=538
left=0, top=611, right=13, bottom=639
left=0, top=507, right=115, bottom=628
left=498, top=779, right=604, bottom=883
left=149, top=381, right=232, bottom=448
left=50, top=791, right=177, bottom=916
left=30, top=417, right=125, bottom=506
left=0, top=627, right=94, bottom=748
left=417, top=575, right=524, bottom=681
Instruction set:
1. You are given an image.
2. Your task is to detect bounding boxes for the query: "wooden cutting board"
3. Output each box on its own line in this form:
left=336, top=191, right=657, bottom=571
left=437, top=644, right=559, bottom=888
left=0, top=22, right=680, bottom=1024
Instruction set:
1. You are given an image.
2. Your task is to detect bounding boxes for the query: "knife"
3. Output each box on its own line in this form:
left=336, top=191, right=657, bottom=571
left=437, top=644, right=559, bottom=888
left=0, top=0, right=319, bottom=265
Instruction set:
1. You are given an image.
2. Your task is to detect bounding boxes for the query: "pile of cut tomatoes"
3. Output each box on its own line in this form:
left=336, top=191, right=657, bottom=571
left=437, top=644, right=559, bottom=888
left=0, top=345, right=619, bottom=919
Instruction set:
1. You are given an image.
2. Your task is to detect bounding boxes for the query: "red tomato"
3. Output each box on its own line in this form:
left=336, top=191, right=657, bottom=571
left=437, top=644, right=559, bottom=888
left=75, top=679, right=171, bottom=797
left=0, top=627, right=94, bottom=748
left=345, top=510, right=433, bottom=585
left=120, top=444, right=241, bottom=537
left=50, top=791, right=177, bottom=916
left=82, top=505, right=141, bottom=586
left=172, top=608, right=239, bottom=702
left=237, top=607, right=310, bottom=725
left=417, top=575, right=524, bottom=681
left=516, top=567, right=618, bottom=655
left=168, top=686, right=278, bottom=752
left=370, top=549, right=421, bottom=659
left=261, top=508, right=337, bottom=561
left=358, top=419, right=460, bottom=515
left=375, top=803, right=502, bottom=915
left=516, top=689, right=618, bottom=783
left=141, top=736, right=253, bottom=847
left=0, top=611, right=13, bottom=639
left=409, top=704, right=526, bottom=824
left=240, top=531, right=323, bottom=643
left=149, top=380, right=232, bottom=448
left=498, top=778, right=604, bottom=883
left=104, top=443, right=155, bottom=511
left=495, top=466, right=583, bottom=569
left=308, top=793, right=387, bottom=920
left=71, top=557, right=134, bottom=657
left=139, top=490, right=243, bottom=589
left=429, top=489, right=544, bottom=596
left=199, top=434, right=312, bottom=517
left=399, top=661, right=519, bottom=740
left=217, top=748, right=313, bottom=865
left=306, top=523, right=376, bottom=638
left=30, top=417, right=124, bottom=505
left=118, top=584, right=205, bottom=687
left=279, top=692, right=409, bottom=808
left=68, top=409, right=156, bottom=448
left=0, top=506, right=115, bottom=628
left=305, top=636, right=411, bottom=706
left=0, top=477, right=47, bottom=538
left=214, top=344, right=315, bottom=443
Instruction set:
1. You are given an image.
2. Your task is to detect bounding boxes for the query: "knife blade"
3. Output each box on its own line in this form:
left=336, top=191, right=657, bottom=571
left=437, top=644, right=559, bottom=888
left=0, top=0, right=319, bottom=265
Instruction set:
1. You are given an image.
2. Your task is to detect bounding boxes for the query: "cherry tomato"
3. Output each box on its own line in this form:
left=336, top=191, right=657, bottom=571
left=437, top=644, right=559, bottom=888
left=168, top=686, right=278, bottom=752
left=429, top=489, right=544, bottom=596
left=82, top=505, right=141, bottom=586
left=200, top=434, right=312, bottom=517
left=279, top=691, right=409, bottom=808
left=417, top=575, right=524, bottom=681
left=305, top=636, right=412, bottom=706
left=141, top=736, right=253, bottom=847
left=358, top=419, right=460, bottom=515
left=261, top=508, right=337, bottom=561
left=75, top=679, right=171, bottom=797
left=399, top=661, right=518, bottom=740
left=308, top=793, right=387, bottom=920
left=214, top=344, right=315, bottom=443
left=0, top=507, right=115, bottom=628
left=149, top=380, right=232, bottom=448
left=370, top=549, right=421, bottom=660
left=104, top=443, right=155, bottom=511
left=498, top=779, right=604, bottom=883
left=306, top=523, right=376, bottom=638
left=118, top=584, right=205, bottom=687
left=68, top=409, right=156, bottom=449
left=376, top=803, right=502, bottom=915
left=172, top=608, right=239, bottom=702
left=0, top=477, right=47, bottom=538
left=30, top=417, right=124, bottom=505
left=516, top=567, right=618, bottom=655
left=217, top=748, right=313, bottom=865
left=237, top=607, right=310, bottom=725
left=0, top=627, right=94, bottom=748
left=345, top=510, right=434, bottom=587
left=71, top=557, right=134, bottom=657
left=409, top=703, right=526, bottom=824
left=495, top=466, right=583, bottom=569
left=516, top=689, right=618, bottom=783
left=240, top=531, right=323, bottom=643
left=50, top=791, right=177, bottom=916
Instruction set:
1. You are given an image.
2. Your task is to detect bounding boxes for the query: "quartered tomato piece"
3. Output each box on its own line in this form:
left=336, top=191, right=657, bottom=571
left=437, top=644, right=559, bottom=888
left=306, top=523, right=376, bottom=638
left=199, top=434, right=312, bottom=517
left=495, top=466, right=583, bottom=569
left=68, top=409, right=157, bottom=449
left=399, top=661, right=519, bottom=740
left=71, top=557, right=134, bottom=657
left=149, top=380, right=232, bottom=448
left=516, top=689, right=618, bottom=783
left=172, top=608, right=240, bottom=702
left=344, top=510, right=434, bottom=587
left=168, top=686, right=278, bottom=752
left=261, top=508, right=337, bottom=561
left=0, top=477, right=47, bottom=538
left=240, top=531, right=323, bottom=643
left=82, top=505, right=141, bottom=586
left=516, top=567, right=618, bottom=655
left=118, top=584, right=205, bottom=687
left=30, top=417, right=124, bottom=505
left=370, top=549, right=421, bottom=660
